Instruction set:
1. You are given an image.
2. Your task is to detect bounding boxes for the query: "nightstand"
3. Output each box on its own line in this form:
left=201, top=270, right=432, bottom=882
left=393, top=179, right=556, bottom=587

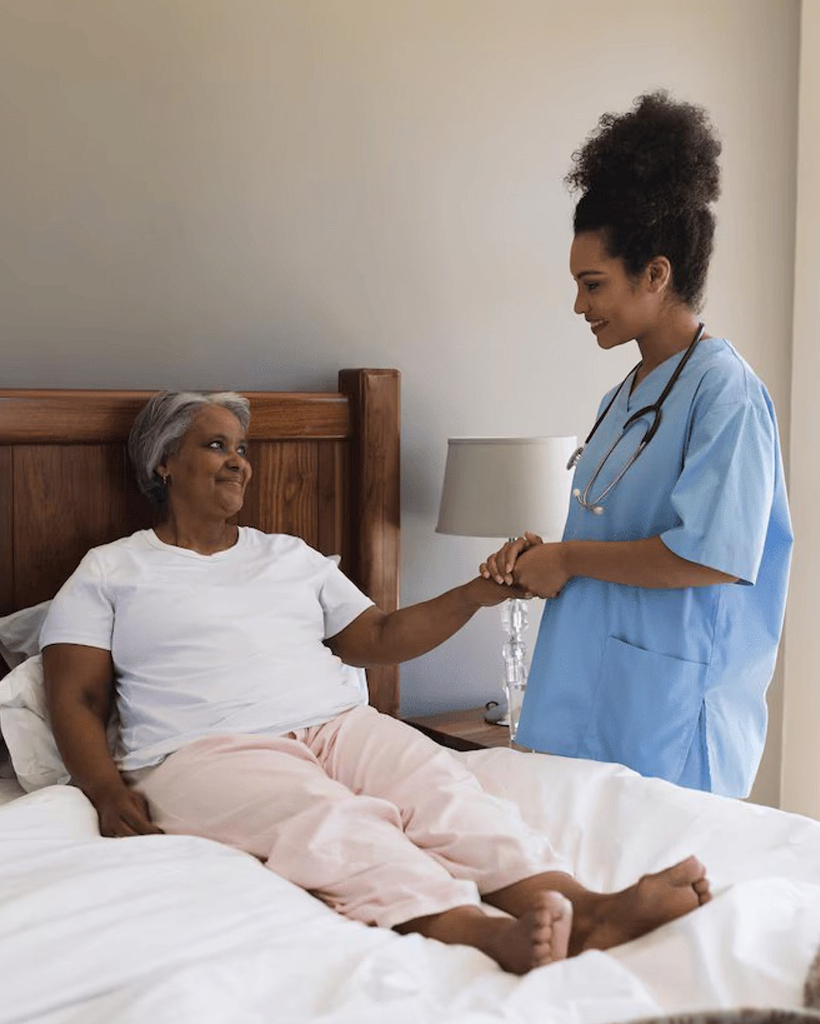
left=404, top=706, right=525, bottom=752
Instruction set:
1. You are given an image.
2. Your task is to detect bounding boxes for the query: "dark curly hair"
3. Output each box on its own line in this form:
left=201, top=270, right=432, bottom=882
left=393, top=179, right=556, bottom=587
left=566, top=91, right=721, bottom=310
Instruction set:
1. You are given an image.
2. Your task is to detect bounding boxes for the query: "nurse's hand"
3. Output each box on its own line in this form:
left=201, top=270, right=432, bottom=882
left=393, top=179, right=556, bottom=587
left=512, top=542, right=571, bottom=599
left=481, top=532, right=543, bottom=586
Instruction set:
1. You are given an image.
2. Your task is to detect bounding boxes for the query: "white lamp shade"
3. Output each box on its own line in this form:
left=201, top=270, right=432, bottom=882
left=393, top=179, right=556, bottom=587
left=436, top=436, right=577, bottom=541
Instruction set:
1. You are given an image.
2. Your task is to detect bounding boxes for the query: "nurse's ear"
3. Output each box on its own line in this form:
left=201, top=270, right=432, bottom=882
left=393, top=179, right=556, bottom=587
left=646, top=255, right=673, bottom=294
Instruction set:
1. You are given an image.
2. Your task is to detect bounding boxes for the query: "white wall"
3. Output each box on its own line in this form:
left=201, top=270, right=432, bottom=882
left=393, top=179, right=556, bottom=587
left=782, top=0, right=820, bottom=818
left=0, top=0, right=799, bottom=805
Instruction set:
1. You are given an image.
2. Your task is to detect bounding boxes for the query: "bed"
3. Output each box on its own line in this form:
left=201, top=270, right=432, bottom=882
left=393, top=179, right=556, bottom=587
left=1, top=371, right=819, bottom=1024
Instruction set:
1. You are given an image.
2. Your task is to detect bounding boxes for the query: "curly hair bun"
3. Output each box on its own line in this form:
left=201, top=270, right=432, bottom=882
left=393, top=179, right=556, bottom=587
left=567, top=91, right=722, bottom=309
left=567, top=91, right=720, bottom=220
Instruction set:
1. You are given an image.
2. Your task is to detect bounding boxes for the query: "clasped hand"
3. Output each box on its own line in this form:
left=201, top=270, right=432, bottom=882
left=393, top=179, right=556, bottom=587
left=480, top=532, right=570, bottom=599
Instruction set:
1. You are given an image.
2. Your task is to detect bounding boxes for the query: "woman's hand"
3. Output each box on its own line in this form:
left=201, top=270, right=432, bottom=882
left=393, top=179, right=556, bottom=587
left=91, top=782, right=164, bottom=838
left=465, top=576, right=530, bottom=607
left=481, top=532, right=544, bottom=587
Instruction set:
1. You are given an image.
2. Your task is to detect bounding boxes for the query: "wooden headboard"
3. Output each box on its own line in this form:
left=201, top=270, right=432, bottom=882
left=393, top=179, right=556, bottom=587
left=0, top=368, right=401, bottom=715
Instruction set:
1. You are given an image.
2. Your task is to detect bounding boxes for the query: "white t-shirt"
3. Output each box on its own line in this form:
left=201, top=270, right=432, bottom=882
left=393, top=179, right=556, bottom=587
left=41, top=528, right=374, bottom=770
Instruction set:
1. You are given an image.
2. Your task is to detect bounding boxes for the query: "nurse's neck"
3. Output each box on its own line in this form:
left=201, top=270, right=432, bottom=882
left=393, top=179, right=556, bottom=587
left=632, top=308, right=706, bottom=389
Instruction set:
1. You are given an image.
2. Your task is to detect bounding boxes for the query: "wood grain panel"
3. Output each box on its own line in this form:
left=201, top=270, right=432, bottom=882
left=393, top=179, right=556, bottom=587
left=316, top=441, right=347, bottom=560
left=238, top=441, right=319, bottom=548
left=0, top=393, right=151, bottom=444
left=12, top=445, right=153, bottom=608
left=246, top=394, right=349, bottom=439
left=0, top=391, right=349, bottom=443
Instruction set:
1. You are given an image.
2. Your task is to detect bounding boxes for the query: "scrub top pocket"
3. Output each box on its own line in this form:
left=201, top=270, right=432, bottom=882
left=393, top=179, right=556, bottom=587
left=585, top=635, right=707, bottom=783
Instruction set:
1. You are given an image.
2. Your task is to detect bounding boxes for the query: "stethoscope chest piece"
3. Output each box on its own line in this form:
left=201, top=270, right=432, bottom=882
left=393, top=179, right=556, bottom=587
left=566, top=445, right=585, bottom=470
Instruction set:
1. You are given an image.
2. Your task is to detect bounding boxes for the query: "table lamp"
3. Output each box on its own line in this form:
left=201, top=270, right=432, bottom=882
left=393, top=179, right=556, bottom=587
left=436, top=436, right=576, bottom=740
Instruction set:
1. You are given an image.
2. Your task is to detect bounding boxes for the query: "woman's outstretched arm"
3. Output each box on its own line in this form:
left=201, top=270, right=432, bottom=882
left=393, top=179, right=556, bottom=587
left=326, top=577, right=514, bottom=667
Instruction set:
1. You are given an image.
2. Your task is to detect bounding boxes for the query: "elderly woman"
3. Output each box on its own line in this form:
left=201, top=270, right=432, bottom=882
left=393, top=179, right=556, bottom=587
left=42, top=390, right=710, bottom=975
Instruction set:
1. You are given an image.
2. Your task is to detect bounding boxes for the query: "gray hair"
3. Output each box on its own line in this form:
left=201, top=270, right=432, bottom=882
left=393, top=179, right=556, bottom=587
left=128, top=391, right=251, bottom=504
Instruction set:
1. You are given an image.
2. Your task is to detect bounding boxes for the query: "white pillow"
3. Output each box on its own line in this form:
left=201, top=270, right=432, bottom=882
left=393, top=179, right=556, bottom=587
left=0, top=655, right=70, bottom=792
left=0, top=600, right=52, bottom=669
left=0, top=654, right=123, bottom=793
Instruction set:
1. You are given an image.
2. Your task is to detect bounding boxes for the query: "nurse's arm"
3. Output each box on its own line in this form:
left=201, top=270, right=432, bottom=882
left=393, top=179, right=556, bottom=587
left=484, top=535, right=735, bottom=596
left=483, top=532, right=737, bottom=598
left=560, top=536, right=738, bottom=589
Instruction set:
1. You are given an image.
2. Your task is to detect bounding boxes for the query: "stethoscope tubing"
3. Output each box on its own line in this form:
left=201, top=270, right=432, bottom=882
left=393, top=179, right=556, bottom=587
left=576, top=431, right=650, bottom=513
left=569, top=322, right=706, bottom=513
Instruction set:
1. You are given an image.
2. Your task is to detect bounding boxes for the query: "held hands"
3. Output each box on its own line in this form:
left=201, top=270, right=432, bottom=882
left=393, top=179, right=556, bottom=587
left=467, top=574, right=532, bottom=608
left=480, top=531, right=570, bottom=599
left=92, top=782, right=164, bottom=838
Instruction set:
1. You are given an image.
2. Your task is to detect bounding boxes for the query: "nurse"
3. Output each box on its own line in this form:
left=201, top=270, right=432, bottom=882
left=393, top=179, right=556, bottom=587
left=481, top=92, right=792, bottom=797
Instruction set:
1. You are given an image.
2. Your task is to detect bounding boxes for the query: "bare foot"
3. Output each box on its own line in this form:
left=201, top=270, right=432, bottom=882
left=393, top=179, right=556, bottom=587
left=490, top=891, right=573, bottom=975
left=397, top=892, right=572, bottom=975
left=531, top=891, right=573, bottom=968
left=572, top=855, right=709, bottom=953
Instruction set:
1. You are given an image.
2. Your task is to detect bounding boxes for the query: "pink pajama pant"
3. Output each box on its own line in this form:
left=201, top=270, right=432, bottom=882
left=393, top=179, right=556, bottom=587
left=125, top=705, right=569, bottom=928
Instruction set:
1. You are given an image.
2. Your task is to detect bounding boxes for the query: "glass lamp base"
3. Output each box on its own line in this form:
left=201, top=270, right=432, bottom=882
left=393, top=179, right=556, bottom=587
left=505, top=682, right=526, bottom=741
left=501, top=597, right=529, bottom=743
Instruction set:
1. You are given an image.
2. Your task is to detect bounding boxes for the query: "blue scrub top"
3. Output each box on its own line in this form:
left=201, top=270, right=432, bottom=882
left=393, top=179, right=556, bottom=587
left=516, top=338, right=793, bottom=797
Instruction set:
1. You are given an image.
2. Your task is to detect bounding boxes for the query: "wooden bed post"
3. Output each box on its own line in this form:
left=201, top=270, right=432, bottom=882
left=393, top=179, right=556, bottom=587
left=338, top=369, right=401, bottom=717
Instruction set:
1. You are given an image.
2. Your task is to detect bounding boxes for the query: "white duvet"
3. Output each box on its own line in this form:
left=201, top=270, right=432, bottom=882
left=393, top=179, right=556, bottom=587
left=2, top=748, right=819, bottom=1024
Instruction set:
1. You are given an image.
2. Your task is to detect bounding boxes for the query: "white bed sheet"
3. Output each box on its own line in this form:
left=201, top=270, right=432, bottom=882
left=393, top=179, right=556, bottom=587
left=1, top=748, right=819, bottom=1024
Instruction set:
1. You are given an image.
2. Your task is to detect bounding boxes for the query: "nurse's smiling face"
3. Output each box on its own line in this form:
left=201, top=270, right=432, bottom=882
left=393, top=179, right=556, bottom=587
left=570, top=230, right=663, bottom=350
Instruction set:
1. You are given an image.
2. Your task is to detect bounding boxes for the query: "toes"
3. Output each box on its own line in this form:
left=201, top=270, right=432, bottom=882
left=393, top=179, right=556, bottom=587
left=532, top=892, right=572, bottom=966
left=532, top=933, right=553, bottom=962
left=693, top=877, right=712, bottom=905
left=661, top=855, right=706, bottom=886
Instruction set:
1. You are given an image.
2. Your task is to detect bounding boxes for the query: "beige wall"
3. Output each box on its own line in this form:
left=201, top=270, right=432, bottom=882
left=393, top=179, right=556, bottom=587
left=0, top=0, right=800, bottom=805
left=782, top=0, right=820, bottom=818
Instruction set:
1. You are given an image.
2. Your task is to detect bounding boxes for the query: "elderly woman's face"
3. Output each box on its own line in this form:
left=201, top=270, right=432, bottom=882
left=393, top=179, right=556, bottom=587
left=159, top=405, right=252, bottom=518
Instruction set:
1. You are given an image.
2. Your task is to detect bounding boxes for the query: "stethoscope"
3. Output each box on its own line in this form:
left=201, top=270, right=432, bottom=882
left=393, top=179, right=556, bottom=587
left=566, top=322, right=706, bottom=514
